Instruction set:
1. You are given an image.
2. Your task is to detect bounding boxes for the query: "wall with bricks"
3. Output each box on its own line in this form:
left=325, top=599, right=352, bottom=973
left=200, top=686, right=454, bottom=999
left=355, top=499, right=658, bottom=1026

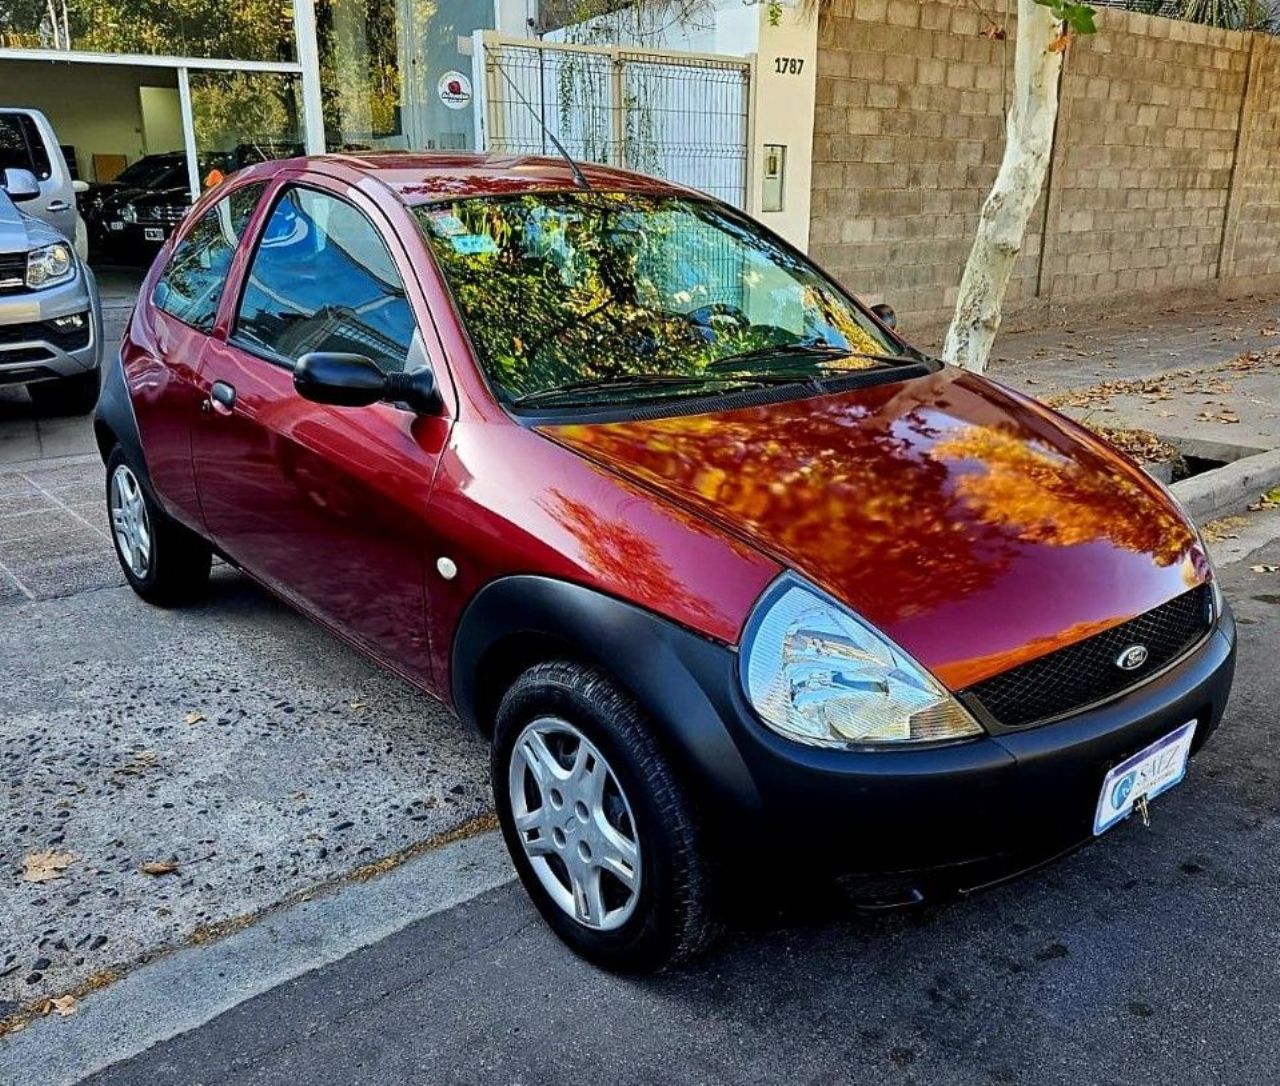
left=810, top=0, right=1280, bottom=329
left=1225, top=35, right=1280, bottom=281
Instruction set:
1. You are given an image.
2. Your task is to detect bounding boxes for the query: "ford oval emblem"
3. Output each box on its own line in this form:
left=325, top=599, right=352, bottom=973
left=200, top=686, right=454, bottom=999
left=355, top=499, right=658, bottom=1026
left=1116, top=644, right=1149, bottom=671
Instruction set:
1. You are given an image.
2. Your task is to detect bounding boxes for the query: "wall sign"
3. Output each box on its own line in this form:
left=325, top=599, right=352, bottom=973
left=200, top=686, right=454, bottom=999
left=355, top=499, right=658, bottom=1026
left=438, top=71, right=473, bottom=111
left=773, top=57, right=804, bottom=75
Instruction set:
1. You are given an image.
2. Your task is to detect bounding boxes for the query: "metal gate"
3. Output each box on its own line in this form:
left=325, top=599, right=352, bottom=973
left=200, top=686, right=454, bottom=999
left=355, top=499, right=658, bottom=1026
left=475, top=32, right=753, bottom=209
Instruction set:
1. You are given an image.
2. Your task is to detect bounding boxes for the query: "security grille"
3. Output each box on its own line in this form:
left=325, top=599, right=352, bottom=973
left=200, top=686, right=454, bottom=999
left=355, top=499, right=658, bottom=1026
left=478, top=34, right=752, bottom=209
left=961, top=584, right=1214, bottom=730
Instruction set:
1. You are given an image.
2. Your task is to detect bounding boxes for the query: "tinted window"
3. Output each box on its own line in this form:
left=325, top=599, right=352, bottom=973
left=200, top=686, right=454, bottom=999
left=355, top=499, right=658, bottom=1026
left=154, top=182, right=266, bottom=332
left=0, top=112, right=51, bottom=180
left=233, top=187, right=415, bottom=372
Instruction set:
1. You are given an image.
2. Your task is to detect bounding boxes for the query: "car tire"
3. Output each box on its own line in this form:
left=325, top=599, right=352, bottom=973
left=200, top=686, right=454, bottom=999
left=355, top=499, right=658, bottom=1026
left=106, top=446, right=212, bottom=606
left=493, top=660, right=719, bottom=972
left=28, top=369, right=100, bottom=416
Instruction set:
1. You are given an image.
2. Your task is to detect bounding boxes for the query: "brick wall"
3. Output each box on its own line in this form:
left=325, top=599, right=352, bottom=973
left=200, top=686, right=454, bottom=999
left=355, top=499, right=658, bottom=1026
left=810, top=0, right=1280, bottom=328
left=1226, top=35, right=1280, bottom=280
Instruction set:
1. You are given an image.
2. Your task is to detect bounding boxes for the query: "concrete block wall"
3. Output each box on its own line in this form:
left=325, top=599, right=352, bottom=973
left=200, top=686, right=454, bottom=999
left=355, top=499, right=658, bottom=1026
left=1226, top=35, right=1280, bottom=281
left=811, top=0, right=1280, bottom=328
left=811, top=0, right=1042, bottom=325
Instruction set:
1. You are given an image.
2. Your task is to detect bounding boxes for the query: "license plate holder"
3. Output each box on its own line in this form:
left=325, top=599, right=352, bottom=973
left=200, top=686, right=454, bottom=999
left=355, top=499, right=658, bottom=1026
left=1094, top=720, right=1197, bottom=836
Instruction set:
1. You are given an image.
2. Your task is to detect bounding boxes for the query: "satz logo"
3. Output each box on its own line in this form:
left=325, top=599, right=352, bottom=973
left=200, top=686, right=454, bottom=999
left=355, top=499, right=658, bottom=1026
left=1115, top=644, right=1149, bottom=671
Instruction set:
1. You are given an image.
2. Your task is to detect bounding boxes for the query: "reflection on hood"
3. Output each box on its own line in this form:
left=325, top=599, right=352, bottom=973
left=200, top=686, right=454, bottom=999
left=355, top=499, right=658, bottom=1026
left=0, top=189, right=63, bottom=254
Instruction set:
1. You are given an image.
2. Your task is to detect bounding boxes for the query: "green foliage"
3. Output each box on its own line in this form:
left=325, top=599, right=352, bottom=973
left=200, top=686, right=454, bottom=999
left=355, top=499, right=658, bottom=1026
left=767, top=0, right=783, bottom=27
left=1178, top=0, right=1253, bottom=27
left=1032, top=0, right=1098, bottom=35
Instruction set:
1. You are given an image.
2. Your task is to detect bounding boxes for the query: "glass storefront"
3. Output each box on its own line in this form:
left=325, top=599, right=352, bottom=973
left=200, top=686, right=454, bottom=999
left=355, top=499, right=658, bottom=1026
left=0, top=0, right=297, bottom=63
left=190, top=71, right=306, bottom=176
left=316, top=0, right=495, bottom=153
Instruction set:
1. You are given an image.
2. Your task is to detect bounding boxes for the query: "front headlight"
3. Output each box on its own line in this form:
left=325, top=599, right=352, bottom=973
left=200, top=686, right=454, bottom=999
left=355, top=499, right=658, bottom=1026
left=740, top=574, right=984, bottom=748
left=26, top=243, right=75, bottom=290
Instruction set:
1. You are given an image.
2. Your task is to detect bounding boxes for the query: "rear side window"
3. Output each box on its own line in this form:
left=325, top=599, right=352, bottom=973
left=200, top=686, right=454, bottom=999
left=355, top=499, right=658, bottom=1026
left=153, top=182, right=267, bottom=332
left=0, top=113, right=51, bottom=180
left=233, top=186, right=415, bottom=373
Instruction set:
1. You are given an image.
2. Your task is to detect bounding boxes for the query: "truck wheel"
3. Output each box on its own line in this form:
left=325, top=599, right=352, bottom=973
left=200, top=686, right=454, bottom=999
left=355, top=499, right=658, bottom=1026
left=493, top=660, right=719, bottom=972
left=106, top=446, right=211, bottom=606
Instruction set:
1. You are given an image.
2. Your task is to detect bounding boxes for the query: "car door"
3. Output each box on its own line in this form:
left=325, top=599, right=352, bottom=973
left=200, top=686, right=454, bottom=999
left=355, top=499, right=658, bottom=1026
left=191, top=177, right=454, bottom=687
left=0, top=111, right=75, bottom=242
left=123, top=179, right=269, bottom=527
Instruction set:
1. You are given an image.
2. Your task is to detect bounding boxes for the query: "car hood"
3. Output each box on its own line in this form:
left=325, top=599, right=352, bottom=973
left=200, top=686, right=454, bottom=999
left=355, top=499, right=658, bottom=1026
left=540, top=368, right=1209, bottom=690
left=0, top=190, right=61, bottom=253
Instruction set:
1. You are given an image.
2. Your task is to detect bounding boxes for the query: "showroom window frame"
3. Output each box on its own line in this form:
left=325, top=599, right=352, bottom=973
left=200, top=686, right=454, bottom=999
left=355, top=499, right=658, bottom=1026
left=0, top=0, right=324, bottom=201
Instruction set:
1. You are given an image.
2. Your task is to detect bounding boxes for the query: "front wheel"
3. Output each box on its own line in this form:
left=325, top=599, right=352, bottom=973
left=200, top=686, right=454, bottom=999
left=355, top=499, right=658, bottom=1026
left=493, top=661, right=718, bottom=972
left=106, top=447, right=212, bottom=606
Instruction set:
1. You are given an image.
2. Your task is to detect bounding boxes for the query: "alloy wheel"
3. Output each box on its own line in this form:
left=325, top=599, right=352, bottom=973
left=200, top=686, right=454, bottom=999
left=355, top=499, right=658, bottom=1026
left=110, top=463, right=152, bottom=579
left=508, top=717, right=642, bottom=931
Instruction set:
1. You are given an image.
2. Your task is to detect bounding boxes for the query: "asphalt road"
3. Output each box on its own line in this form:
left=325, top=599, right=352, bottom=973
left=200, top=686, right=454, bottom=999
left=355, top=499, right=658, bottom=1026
left=80, top=536, right=1280, bottom=1086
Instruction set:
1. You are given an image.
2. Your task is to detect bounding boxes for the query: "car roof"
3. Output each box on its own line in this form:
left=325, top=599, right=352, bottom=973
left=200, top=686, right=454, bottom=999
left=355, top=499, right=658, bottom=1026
left=261, top=151, right=700, bottom=205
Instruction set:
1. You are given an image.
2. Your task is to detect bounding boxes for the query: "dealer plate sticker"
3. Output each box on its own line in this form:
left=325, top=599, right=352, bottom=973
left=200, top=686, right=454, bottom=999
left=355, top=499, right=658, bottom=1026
left=1094, top=720, right=1197, bottom=836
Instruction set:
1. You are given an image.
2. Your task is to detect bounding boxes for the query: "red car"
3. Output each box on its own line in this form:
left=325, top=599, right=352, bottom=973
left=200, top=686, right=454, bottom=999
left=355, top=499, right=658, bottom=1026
left=96, top=154, right=1235, bottom=971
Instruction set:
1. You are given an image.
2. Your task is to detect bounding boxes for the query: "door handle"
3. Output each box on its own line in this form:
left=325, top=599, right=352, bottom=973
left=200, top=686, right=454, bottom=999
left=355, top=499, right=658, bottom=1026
left=205, top=381, right=236, bottom=415
left=47, top=200, right=70, bottom=212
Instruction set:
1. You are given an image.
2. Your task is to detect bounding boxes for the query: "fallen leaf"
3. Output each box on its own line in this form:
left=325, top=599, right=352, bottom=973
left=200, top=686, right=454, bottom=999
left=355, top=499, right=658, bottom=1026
left=183, top=712, right=205, bottom=726
left=348, top=701, right=368, bottom=711
left=140, top=860, right=179, bottom=876
left=1250, top=564, right=1278, bottom=574
left=22, top=850, right=76, bottom=883
left=35, top=995, right=77, bottom=1018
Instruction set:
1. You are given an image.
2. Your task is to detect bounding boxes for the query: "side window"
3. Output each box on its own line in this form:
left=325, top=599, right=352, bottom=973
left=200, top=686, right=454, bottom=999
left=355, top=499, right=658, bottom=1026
left=0, top=113, right=51, bottom=180
left=154, top=182, right=267, bottom=332
left=233, top=186, right=416, bottom=373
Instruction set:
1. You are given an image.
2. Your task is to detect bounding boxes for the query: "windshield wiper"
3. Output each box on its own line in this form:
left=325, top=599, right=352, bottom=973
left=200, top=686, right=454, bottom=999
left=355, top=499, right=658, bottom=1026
left=510, top=369, right=810, bottom=407
left=511, top=372, right=717, bottom=407
left=706, top=343, right=915, bottom=372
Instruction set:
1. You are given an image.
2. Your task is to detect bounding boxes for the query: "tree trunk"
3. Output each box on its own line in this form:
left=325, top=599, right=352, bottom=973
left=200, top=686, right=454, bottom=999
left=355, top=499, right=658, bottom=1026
left=942, top=0, right=1063, bottom=373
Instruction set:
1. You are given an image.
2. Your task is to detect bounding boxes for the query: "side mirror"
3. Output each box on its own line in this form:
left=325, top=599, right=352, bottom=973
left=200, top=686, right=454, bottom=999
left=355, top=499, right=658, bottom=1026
left=870, top=302, right=897, bottom=330
left=294, top=352, right=442, bottom=415
left=3, top=168, right=41, bottom=202
left=72, top=179, right=89, bottom=194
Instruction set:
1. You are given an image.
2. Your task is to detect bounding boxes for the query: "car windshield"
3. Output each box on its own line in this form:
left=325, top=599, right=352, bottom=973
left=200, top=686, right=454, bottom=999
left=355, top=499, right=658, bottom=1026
left=414, top=191, right=918, bottom=408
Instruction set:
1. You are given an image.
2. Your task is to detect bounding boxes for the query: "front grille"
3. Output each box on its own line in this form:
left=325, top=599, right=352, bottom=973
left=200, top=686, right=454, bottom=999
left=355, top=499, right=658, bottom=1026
left=0, top=316, right=91, bottom=352
left=139, top=204, right=187, bottom=225
left=0, top=252, right=26, bottom=294
left=962, top=584, right=1213, bottom=730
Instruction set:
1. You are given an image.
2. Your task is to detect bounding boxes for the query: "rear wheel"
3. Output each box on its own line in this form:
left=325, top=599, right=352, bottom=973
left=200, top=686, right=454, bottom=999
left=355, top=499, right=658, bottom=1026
left=493, top=661, right=718, bottom=972
left=106, top=446, right=212, bottom=606
left=28, top=369, right=100, bottom=416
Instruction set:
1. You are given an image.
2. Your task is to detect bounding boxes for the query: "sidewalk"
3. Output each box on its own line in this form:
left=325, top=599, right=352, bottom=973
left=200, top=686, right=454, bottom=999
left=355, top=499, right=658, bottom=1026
left=984, top=291, right=1280, bottom=454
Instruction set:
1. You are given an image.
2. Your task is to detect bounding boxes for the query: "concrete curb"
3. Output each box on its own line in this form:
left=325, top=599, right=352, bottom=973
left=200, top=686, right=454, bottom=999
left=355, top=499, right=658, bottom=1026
left=0, top=831, right=514, bottom=1086
left=1171, top=448, right=1280, bottom=524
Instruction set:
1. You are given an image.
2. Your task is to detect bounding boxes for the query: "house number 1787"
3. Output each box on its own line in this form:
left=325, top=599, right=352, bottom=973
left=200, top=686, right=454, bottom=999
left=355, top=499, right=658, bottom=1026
left=774, top=57, right=804, bottom=74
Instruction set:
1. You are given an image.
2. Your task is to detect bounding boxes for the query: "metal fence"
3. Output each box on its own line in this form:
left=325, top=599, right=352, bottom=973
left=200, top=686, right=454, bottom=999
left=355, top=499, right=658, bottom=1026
left=478, top=35, right=752, bottom=209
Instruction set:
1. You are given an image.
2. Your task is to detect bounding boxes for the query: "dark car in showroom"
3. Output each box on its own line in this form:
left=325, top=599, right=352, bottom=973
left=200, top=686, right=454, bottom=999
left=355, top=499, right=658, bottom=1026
left=94, top=153, right=1235, bottom=971
left=86, top=152, right=232, bottom=261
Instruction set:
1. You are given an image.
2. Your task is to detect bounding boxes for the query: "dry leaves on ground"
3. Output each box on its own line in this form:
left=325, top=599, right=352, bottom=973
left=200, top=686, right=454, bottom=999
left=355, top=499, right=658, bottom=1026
left=1087, top=426, right=1181, bottom=465
left=139, top=860, right=179, bottom=876
left=183, top=712, right=206, bottom=726
left=1248, top=487, right=1280, bottom=512
left=1043, top=348, right=1280, bottom=411
left=34, top=995, right=78, bottom=1018
left=1251, top=564, right=1278, bottom=574
left=22, top=850, right=76, bottom=883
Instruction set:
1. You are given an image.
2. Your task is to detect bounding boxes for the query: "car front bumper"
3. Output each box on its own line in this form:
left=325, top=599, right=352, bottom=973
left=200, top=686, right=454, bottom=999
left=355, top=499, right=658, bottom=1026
left=0, top=265, right=103, bottom=386
left=657, top=602, right=1237, bottom=895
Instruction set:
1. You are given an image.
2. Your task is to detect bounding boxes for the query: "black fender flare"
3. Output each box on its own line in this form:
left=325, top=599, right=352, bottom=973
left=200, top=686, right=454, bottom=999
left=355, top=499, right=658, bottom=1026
left=451, top=575, right=763, bottom=816
left=93, top=348, right=152, bottom=490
